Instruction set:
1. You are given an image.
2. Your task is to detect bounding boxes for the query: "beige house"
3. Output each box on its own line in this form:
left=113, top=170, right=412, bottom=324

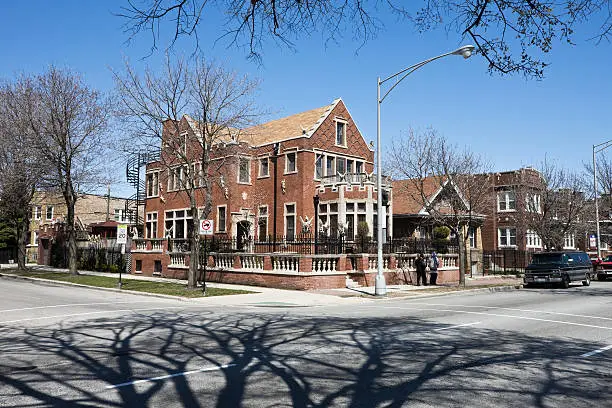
left=27, top=192, right=136, bottom=263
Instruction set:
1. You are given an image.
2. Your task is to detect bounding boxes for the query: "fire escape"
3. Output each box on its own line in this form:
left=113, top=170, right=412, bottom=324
left=125, top=150, right=159, bottom=234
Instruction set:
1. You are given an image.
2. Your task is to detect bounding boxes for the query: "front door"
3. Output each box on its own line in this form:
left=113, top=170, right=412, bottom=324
left=237, top=221, right=251, bottom=251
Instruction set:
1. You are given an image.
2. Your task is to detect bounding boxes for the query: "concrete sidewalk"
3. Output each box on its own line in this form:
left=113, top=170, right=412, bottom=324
left=1, top=264, right=522, bottom=307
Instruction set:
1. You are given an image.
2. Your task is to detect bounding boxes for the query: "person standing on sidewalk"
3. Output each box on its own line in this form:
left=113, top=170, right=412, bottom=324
left=415, top=253, right=427, bottom=286
left=429, top=252, right=439, bottom=285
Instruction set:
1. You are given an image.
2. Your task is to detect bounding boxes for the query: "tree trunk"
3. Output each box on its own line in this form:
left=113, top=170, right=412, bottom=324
left=457, top=230, right=466, bottom=287
left=16, top=219, right=27, bottom=270
left=64, top=194, right=78, bottom=275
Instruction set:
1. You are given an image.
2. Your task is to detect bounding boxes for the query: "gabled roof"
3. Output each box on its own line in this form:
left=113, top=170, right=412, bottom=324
left=176, top=98, right=352, bottom=147
left=393, top=177, right=445, bottom=215
left=393, top=176, right=475, bottom=217
left=242, top=99, right=341, bottom=146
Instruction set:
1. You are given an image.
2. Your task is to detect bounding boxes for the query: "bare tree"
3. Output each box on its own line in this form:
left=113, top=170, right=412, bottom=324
left=0, top=80, right=49, bottom=269
left=113, top=55, right=260, bottom=289
left=584, top=155, right=612, bottom=246
left=387, top=128, right=493, bottom=286
left=21, top=67, right=111, bottom=275
left=525, top=159, right=592, bottom=250
left=118, top=0, right=612, bottom=78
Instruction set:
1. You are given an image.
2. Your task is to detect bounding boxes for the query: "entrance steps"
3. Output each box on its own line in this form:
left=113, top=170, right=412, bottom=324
left=345, top=275, right=361, bottom=288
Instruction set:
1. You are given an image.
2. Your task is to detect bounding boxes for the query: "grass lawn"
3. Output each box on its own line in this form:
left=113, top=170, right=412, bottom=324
left=8, top=271, right=256, bottom=298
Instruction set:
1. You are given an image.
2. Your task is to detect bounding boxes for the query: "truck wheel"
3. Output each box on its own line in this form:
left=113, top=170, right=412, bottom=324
left=599, top=275, right=606, bottom=281
left=582, top=273, right=591, bottom=286
left=561, top=276, right=570, bottom=289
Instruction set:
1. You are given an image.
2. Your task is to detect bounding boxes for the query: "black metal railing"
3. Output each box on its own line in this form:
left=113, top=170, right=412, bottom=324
left=482, top=250, right=531, bottom=275
left=194, top=235, right=459, bottom=255
left=0, top=247, right=17, bottom=264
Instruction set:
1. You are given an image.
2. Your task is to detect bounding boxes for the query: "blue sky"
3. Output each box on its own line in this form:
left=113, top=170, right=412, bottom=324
left=1, top=1, right=611, bottom=196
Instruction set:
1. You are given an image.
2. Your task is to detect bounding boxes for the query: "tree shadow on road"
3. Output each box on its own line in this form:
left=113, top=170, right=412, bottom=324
left=0, top=306, right=610, bottom=407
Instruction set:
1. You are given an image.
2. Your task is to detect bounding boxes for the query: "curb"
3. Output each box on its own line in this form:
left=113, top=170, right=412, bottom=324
left=0, top=272, right=194, bottom=301
left=342, top=284, right=522, bottom=300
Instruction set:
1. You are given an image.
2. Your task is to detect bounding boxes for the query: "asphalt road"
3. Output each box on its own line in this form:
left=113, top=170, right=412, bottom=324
left=1, top=278, right=611, bottom=407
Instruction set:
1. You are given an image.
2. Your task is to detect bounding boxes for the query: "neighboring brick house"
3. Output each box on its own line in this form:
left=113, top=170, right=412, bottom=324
left=28, top=192, right=136, bottom=264
left=133, top=98, right=395, bottom=279
left=480, top=167, right=553, bottom=252
left=392, top=176, right=485, bottom=274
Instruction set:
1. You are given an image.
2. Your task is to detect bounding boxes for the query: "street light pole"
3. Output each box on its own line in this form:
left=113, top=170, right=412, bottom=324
left=594, top=145, right=601, bottom=259
left=374, top=45, right=475, bottom=296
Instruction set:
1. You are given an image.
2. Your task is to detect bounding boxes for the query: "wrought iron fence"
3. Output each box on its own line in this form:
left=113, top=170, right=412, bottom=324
left=196, top=235, right=459, bottom=255
left=50, top=245, right=127, bottom=273
left=0, top=247, right=17, bottom=264
left=482, top=250, right=532, bottom=275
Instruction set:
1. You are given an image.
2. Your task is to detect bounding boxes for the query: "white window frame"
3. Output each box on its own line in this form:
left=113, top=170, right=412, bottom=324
left=497, top=190, right=516, bottom=212
left=164, top=208, right=192, bottom=239
left=258, top=157, right=270, bottom=178
left=258, top=205, right=268, bottom=240
left=146, top=171, right=160, bottom=197
left=114, top=208, right=125, bottom=222
left=146, top=212, right=158, bottom=239
left=526, top=193, right=541, bottom=213
left=469, top=227, right=476, bottom=248
left=180, top=131, right=189, bottom=155
left=33, top=206, right=42, bottom=220
left=563, top=233, right=575, bottom=249
left=335, top=119, right=348, bottom=147
left=238, top=157, right=251, bottom=184
left=192, top=162, right=204, bottom=188
left=498, top=227, right=517, bottom=247
left=336, top=157, right=346, bottom=174
left=284, top=151, right=297, bottom=174
left=314, top=153, right=323, bottom=180
left=326, top=156, right=335, bottom=177
left=46, top=206, right=54, bottom=221
left=284, top=202, right=297, bottom=240
left=526, top=229, right=542, bottom=248
left=355, top=161, right=364, bottom=174
left=168, top=166, right=186, bottom=192
left=217, top=205, right=227, bottom=233
left=345, top=201, right=356, bottom=239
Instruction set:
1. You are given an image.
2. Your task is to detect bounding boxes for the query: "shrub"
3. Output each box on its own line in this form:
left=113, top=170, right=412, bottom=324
left=432, top=226, right=451, bottom=254
left=433, top=226, right=450, bottom=240
left=357, top=221, right=370, bottom=253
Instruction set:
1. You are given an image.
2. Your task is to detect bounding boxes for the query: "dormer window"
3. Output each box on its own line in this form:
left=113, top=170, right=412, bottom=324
left=336, top=121, right=347, bottom=147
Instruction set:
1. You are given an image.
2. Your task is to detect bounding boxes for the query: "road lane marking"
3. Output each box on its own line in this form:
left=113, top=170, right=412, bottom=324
left=0, top=305, right=210, bottom=324
left=382, top=306, right=612, bottom=331
left=434, top=322, right=481, bottom=331
left=0, top=301, right=161, bottom=314
left=105, top=364, right=236, bottom=389
left=402, top=302, right=612, bottom=322
left=581, top=344, right=612, bottom=357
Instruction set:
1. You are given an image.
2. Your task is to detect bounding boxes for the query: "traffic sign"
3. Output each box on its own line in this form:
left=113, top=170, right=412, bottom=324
left=200, top=219, right=214, bottom=235
left=117, top=224, right=128, bottom=244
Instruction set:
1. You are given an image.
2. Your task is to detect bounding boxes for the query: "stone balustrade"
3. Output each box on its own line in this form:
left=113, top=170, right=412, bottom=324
left=240, top=254, right=264, bottom=271
left=132, top=238, right=166, bottom=253
left=168, top=252, right=188, bottom=268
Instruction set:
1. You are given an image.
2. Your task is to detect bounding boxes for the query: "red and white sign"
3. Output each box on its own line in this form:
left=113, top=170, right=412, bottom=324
left=199, top=219, right=214, bottom=236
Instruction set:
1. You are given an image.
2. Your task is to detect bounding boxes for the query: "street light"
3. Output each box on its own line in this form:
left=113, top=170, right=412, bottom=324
left=375, top=45, right=475, bottom=296
left=593, top=139, right=612, bottom=259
